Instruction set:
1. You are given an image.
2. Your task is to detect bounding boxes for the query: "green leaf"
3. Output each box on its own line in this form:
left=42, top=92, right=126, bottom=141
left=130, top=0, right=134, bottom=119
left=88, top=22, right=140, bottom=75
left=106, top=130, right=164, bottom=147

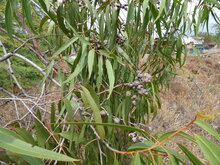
left=0, top=128, right=22, bottom=140
left=177, top=143, right=203, bottom=165
left=5, top=0, right=15, bottom=38
left=97, top=56, right=103, bottom=90
left=19, top=155, right=44, bottom=165
left=41, top=60, right=55, bottom=87
left=52, top=37, right=78, bottom=58
left=65, top=43, right=87, bottom=83
left=106, top=59, right=115, bottom=98
left=131, top=153, right=141, bottom=165
left=34, top=113, right=50, bottom=148
left=21, top=0, right=35, bottom=31
left=195, top=120, right=220, bottom=141
left=88, top=49, right=95, bottom=79
left=168, top=154, right=180, bottom=165
left=59, top=132, right=77, bottom=142
left=128, top=142, right=188, bottom=161
left=0, top=130, right=79, bottom=162
left=155, top=0, right=166, bottom=22
left=158, top=131, right=195, bottom=143
left=15, top=128, right=36, bottom=145
left=81, top=86, right=105, bottom=139
left=39, top=16, right=49, bottom=30
left=195, top=134, right=220, bottom=165
left=50, top=103, right=56, bottom=130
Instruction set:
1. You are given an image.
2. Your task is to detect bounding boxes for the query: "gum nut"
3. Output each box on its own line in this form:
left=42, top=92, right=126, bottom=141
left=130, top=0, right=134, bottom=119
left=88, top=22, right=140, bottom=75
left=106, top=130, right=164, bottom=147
left=138, top=90, right=143, bottom=95
left=128, top=83, right=133, bottom=87
left=126, top=91, right=132, bottom=96
left=132, top=100, right=137, bottom=105
left=114, top=117, right=120, bottom=124
left=137, top=85, right=143, bottom=89
left=144, top=78, right=151, bottom=83
left=132, top=137, right=137, bottom=142
left=137, top=73, right=143, bottom=78
left=143, top=73, right=148, bottom=77
left=129, top=133, right=135, bottom=137
left=134, top=81, right=139, bottom=86
left=142, top=89, right=147, bottom=93
left=100, top=110, right=107, bottom=116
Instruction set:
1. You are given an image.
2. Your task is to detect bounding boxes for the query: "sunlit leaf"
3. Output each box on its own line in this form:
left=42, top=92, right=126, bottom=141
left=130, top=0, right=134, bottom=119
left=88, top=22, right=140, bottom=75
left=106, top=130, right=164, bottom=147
left=195, top=120, right=220, bottom=141
left=195, top=134, right=220, bottom=165
left=0, top=129, right=79, bottom=162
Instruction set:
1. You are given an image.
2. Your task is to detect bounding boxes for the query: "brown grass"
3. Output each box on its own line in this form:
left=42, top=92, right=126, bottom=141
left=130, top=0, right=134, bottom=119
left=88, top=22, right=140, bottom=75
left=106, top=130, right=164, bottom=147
left=148, top=54, right=220, bottom=164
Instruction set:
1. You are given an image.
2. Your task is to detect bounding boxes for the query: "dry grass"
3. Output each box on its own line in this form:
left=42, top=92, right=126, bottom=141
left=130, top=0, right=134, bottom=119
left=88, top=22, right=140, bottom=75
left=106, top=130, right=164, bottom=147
left=148, top=54, right=220, bottom=164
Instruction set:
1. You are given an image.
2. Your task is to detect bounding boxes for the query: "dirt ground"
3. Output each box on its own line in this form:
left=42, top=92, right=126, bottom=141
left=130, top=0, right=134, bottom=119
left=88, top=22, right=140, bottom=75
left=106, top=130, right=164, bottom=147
left=149, top=52, right=220, bottom=164
left=0, top=52, right=220, bottom=164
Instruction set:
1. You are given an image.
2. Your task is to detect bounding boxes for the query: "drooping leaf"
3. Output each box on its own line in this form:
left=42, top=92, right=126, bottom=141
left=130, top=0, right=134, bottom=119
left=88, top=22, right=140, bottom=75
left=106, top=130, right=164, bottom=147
left=106, top=59, right=115, bottom=98
left=195, top=120, right=220, bottom=141
left=21, top=0, right=35, bottom=31
left=177, top=143, right=203, bottom=165
left=5, top=0, right=15, bottom=38
left=131, top=153, right=141, bottom=165
left=0, top=130, right=79, bottom=162
left=80, top=86, right=105, bottom=139
left=195, top=134, right=220, bottom=165
left=52, top=37, right=78, bottom=58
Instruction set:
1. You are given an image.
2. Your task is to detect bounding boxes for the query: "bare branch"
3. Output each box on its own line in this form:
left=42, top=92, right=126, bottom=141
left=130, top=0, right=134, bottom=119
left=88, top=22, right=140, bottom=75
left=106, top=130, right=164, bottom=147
left=0, top=40, right=29, bottom=96
left=0, top=51, right=61, bottom=87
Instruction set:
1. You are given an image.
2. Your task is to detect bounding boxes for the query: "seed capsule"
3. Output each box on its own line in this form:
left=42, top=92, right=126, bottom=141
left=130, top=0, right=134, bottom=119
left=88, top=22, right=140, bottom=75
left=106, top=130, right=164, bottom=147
left=126, top=91, right=132, bottom=96
left=133, top=81, right=140, bottom=86
left=100, top=110, right=107, bottom=116
left=113, top=117, right=120, bottom=124
left=132, top=100, right=137, bottom=105
left=137, top=85, right=143, bottom=90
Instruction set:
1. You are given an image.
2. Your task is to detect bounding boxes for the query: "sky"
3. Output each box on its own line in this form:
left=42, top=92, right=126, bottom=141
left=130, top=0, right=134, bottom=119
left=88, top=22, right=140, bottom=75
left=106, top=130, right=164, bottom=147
left=189, top=1, right=220, bottom=34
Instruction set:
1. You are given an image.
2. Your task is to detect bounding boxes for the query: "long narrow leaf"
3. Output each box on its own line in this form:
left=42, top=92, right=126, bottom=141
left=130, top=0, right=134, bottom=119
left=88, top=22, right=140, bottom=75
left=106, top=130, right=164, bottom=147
left=106, top=59, right=115, bottom=98
left=81, top=86, right=105, bottom=139
left=195, top=134, right=220, bottom=165
left=0, top=130, right=79, bottom=162
left=177, top=143, right=203, bottom=165
left=195, top=120, right=220, bottom=141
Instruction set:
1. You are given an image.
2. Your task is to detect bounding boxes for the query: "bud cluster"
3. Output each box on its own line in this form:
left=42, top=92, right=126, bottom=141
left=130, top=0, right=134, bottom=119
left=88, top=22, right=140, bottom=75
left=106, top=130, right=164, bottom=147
left=116, top=35, right=126, bottom=44
left=126, top=71, right=151, bottom=105
left=129, top=132, right=147, bottom=142
left=128, top=71, right=151, bottom=93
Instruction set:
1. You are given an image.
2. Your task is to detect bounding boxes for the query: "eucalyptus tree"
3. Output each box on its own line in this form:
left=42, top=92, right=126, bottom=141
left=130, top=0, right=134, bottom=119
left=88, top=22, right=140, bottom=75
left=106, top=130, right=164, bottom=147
left=0, top=0, right=220, bottom=164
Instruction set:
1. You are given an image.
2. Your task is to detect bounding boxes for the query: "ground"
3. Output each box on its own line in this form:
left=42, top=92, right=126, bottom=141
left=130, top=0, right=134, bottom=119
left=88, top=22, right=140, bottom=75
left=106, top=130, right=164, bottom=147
left=149, top=52, right=220, bottom=164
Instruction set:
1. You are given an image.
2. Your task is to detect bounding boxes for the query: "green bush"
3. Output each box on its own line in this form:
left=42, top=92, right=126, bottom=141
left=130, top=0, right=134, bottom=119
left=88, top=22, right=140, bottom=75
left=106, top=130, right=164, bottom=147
left=0, top=0, right=220, bottom=164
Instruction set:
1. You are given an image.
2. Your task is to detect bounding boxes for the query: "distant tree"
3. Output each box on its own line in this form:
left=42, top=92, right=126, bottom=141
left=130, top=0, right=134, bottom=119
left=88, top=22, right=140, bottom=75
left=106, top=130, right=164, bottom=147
left=197, top=32, right=214, bottom=43
left=213, top=24, right=220, bottom=43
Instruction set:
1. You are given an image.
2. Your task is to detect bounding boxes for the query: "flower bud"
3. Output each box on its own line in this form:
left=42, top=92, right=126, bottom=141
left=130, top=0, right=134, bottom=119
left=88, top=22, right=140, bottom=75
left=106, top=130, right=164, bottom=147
left=132, top=100, right=137, bottom=105
left=113, top=117, right=120, bottom=124
left=126, top=91, right=132, bottom=96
